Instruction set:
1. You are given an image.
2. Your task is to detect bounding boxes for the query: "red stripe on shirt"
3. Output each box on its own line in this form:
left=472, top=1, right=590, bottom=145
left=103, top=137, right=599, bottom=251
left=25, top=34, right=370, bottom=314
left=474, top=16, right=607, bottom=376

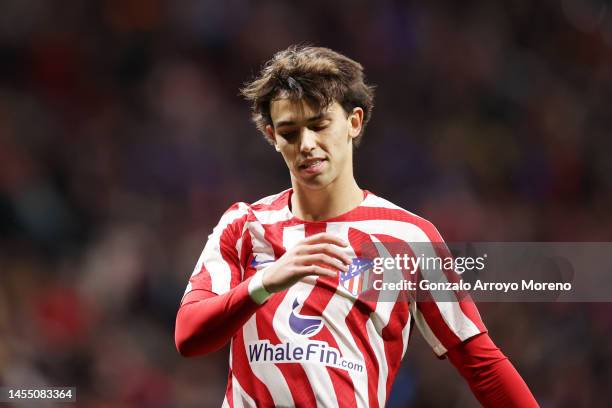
left=225, top=368, right=233, bottom=407
left=253, top=221, right=319, bottom=407
left=346, top=227, right=381, bottom=408
left=231, top=326, right=276, bottom=406
left=372, top=234, right=413, bottom=397
left=302, top=223, right=358, bottom=408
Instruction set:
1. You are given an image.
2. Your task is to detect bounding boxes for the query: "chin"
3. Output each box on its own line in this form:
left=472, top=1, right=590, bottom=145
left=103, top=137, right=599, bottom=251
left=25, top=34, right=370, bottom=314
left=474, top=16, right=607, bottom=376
left=296, top=175, right=336, bottom=191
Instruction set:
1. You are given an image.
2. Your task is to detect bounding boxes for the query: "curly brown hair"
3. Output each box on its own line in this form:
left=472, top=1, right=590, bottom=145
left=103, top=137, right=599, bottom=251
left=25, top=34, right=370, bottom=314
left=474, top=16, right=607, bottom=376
left=240, top=45, right=375, bottom=146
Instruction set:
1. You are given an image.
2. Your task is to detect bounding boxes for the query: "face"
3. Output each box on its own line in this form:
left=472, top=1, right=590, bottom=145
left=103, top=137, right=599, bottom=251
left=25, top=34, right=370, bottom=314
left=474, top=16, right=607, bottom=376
left=266, top=99, right=363, bottom=190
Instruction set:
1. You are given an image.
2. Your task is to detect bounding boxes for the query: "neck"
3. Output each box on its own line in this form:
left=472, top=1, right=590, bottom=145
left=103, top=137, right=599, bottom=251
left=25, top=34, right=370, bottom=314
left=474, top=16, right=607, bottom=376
left=290, top=174, right=363, bottom=221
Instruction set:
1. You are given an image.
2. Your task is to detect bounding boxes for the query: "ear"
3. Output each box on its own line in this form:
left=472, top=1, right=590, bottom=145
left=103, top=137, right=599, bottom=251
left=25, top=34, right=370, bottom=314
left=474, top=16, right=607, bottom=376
left=265, top=125, right=280, bottom=151
left=347, top=107, right=364, bottom=139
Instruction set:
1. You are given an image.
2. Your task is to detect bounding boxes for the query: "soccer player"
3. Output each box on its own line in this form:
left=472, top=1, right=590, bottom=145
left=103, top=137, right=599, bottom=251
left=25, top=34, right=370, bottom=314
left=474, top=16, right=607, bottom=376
left=175, top=45, right=538, bottom=407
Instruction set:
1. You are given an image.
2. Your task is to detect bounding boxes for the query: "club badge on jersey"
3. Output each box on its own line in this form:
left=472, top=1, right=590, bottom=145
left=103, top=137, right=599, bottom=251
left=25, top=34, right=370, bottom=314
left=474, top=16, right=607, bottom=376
left=339, top=257, right=373, bottom=296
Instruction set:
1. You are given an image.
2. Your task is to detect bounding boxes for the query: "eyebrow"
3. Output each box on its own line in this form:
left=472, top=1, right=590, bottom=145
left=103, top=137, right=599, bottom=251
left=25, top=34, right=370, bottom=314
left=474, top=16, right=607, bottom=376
left=274, top=113, right=330, bottom=129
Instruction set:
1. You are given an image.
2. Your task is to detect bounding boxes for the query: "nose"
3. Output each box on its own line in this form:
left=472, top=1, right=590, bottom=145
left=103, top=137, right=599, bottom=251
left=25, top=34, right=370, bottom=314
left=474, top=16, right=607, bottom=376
left=299, top=128, right=317, bottom=154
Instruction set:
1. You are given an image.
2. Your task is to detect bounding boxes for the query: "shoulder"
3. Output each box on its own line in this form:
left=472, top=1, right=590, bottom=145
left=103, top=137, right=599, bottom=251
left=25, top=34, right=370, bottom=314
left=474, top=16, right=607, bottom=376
left=250, top=189, right=291, bottom=211
left=362, top=191, right=443, bottom=240
left=217, top=189, right=291, bottom=229
left=221, top=189, right=290, bottom=215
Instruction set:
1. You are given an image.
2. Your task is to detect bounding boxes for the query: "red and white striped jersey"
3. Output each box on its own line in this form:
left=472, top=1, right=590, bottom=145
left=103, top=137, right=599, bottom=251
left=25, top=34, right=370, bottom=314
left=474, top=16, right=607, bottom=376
left=182, top=189, right=486, bottom=408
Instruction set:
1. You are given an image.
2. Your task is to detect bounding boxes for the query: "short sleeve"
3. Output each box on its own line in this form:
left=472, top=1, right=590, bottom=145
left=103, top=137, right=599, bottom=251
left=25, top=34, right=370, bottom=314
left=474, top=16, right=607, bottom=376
left=182, top=202, right=250, bottom=303
left=409, top=220, right=488, bottom=357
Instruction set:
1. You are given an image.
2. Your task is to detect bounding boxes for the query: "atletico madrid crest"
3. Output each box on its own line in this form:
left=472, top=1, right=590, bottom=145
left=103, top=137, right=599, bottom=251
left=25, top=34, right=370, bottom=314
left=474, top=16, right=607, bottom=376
left=339, top=257, right=373, bottom=295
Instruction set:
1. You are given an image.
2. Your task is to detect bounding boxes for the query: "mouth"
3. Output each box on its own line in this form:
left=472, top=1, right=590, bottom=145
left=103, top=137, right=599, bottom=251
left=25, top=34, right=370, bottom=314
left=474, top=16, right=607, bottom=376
left=298, top=158, right=327, bottom=174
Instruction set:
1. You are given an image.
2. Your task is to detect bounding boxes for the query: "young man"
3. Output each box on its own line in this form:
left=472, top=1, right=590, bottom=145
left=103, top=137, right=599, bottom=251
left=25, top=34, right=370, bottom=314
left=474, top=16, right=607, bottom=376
left=175, top=46, right=538, bottom=407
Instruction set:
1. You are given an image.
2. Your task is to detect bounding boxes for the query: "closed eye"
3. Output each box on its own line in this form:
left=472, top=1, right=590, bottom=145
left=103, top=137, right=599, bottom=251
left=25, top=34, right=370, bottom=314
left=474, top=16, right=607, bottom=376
left=310, top=125, right=327, bottom=132
left=309, top=121, right=330, bottom=132
left=278, top=130, right=299, bottom=141
left=277, top=120, right=329, bottom=140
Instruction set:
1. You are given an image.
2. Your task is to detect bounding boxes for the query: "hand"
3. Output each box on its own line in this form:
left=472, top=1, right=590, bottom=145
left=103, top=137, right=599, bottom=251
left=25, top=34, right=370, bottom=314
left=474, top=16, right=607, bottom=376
left=261, top=233, right=352, bottom=293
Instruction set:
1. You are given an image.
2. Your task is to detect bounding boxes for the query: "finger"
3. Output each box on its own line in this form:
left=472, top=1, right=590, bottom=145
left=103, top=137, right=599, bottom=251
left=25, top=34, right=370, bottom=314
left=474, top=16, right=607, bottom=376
left=299, top=243, right=352, bottom=265
left=297, top=265, right=338, bottom=278
left=298, top=254, right=349, bottom=272
left=302, top=232, right=348, bottom=247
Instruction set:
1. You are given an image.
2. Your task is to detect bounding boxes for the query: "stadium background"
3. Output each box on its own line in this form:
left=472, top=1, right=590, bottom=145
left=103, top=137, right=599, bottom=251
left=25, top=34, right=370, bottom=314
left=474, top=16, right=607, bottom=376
left=1, top=0, right=611, bottom=406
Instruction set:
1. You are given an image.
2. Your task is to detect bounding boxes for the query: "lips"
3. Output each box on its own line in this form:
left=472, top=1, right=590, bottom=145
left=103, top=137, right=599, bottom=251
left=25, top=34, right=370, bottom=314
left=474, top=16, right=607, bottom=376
left=299, top=158, right=325, bottom=169
left=298, top=158, right=327, bottom=174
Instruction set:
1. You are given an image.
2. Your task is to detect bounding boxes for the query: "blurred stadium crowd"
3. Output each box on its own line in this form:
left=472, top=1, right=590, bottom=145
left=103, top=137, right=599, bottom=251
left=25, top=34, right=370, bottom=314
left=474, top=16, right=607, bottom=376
left=1, top=0, right=612, bottom=406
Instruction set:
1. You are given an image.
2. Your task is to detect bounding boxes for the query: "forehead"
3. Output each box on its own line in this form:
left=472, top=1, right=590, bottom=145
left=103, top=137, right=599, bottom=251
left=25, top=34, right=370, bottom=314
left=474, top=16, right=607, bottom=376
left=269, top=98, right=340, bottom=126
